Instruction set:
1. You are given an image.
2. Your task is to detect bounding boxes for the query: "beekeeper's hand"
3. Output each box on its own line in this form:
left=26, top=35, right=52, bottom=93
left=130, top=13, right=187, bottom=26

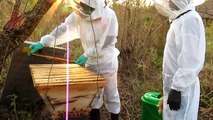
left=28, top=42, right=43, bottom=56
left=75, top=54, right=88, bottom=65
left=167, top=89, right=181, bottom=111
left=157, top=97, right=163, bottom=113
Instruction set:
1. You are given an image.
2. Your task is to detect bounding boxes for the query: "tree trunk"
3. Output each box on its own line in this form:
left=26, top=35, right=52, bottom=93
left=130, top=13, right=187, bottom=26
left=0, top=0, right=56, bottom=73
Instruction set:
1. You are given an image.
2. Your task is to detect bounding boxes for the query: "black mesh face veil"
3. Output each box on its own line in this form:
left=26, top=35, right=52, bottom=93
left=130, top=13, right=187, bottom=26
left=79, top=1, right=95, bottom=15
left=73, top=0, right=95, bottom=17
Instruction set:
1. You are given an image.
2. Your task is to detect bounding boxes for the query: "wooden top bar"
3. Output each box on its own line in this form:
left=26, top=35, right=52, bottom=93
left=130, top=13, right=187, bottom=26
left=29, top=64, right=106, bottom=86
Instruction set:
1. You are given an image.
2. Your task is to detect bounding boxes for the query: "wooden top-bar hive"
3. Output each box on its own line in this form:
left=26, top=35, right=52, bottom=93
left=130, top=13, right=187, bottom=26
left=29, top=64, right=106, bottom=119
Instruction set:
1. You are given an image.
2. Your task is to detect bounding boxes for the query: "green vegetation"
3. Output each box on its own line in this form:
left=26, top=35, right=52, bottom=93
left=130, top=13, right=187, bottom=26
left=0, top=94, right=32, bottom=119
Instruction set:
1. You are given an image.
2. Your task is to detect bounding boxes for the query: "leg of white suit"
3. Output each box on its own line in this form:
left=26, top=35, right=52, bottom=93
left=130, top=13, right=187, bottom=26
left=163, top=81, right=200, bottom=120
left=103, top=65, right=120, bottom=114
left=86, top=58, right=120, bottom=114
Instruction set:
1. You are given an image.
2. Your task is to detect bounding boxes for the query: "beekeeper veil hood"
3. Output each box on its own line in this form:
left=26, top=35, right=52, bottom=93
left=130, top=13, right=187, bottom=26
left=154, top=0, right=205, bottom=19
left=70, top=0, right=106, bottom=20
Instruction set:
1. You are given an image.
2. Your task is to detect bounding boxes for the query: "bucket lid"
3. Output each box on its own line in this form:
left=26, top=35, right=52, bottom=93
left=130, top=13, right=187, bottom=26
left=141, top=92, right=161, bottom=105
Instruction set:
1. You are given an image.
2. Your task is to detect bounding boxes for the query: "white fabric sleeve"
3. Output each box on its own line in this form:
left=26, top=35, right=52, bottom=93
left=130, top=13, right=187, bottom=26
left=171, top=16, right=205, bottom=91
left=85, top=9, right=118, bottom=57
left=40, top=12, right=80, bottom=47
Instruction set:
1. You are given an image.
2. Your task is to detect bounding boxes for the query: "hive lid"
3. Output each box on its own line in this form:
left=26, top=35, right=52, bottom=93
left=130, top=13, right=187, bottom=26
left=141, top=92, right=161, bottom=106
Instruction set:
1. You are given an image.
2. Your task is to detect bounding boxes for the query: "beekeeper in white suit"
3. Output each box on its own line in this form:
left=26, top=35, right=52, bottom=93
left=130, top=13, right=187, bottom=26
left=28, top=0, right=120, bottom=119
left=154, top=0, right=206, bottom=119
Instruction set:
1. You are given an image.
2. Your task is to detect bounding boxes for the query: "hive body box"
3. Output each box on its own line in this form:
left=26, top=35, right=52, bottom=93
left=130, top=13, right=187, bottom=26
left=29, top=64, right=106, bottom=119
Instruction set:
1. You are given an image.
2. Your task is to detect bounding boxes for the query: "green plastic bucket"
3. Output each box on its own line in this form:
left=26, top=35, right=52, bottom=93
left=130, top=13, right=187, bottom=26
left=141, top=92, right=162, bottom=120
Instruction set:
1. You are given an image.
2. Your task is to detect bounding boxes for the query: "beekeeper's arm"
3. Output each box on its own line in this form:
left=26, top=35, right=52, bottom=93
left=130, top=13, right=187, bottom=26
left=40, top=12, right=80, bottom=47
left=171, top=17, right=206, bottom=92
left=28, top=12, right=80, bottom=55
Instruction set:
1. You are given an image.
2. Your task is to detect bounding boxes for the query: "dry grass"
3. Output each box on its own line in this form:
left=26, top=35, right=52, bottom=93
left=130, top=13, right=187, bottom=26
left=0, top=0, right=212, bottom=119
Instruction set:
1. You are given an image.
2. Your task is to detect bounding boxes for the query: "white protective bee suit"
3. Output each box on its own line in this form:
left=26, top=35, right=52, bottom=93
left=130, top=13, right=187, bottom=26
left=154, top=0, right=206, bottom=119
left=39, top=0, right=120, bottom=114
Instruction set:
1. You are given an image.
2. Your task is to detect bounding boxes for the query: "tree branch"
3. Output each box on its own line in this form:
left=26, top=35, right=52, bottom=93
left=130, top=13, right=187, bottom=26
left=0, top=0, right=57, bottom=73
